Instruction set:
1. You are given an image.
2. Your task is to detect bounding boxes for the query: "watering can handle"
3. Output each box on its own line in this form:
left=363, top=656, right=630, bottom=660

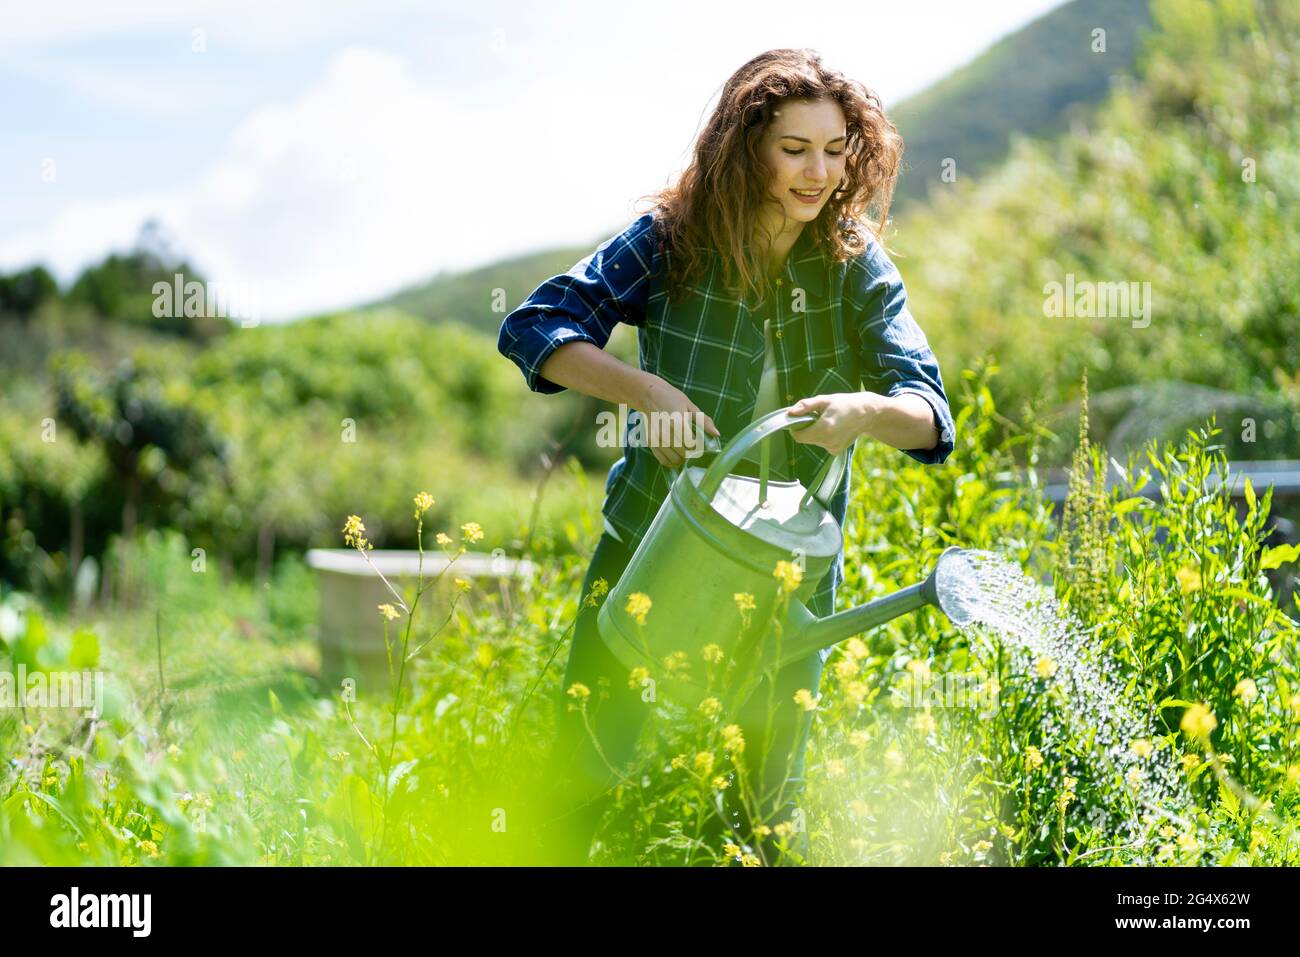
left=697, top=407, right=848, bottom=509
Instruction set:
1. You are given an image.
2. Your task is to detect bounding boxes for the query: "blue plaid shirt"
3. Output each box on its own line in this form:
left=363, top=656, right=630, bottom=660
left=498, top=212, right=955, bottom=616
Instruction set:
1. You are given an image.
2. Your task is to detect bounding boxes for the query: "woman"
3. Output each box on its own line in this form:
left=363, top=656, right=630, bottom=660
left=498, top=48, right=956, bottom=865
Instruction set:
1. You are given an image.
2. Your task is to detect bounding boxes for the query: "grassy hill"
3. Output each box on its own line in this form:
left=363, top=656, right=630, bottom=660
left=890, top=0, right=1152, bottom=209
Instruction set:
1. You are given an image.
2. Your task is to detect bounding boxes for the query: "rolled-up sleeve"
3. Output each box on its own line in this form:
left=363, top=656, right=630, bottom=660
left=851, top=240, right=956, bottom=465
left=497, top=212, right=657, bottom=394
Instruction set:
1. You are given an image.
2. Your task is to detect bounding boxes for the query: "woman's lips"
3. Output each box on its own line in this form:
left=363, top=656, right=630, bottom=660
left=790, top=187, right=824, bottom=204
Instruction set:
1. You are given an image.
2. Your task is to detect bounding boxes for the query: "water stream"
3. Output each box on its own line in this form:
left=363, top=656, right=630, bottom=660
left=933, top=549, right=1192, bottom=852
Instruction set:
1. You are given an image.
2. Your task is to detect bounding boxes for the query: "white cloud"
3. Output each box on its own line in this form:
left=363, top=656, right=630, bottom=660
left=1, top=46, right=634, bottom=320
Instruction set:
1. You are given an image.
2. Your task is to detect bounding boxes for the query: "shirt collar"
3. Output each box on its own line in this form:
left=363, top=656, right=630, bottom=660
left=784, top=225, right=829, bottom=299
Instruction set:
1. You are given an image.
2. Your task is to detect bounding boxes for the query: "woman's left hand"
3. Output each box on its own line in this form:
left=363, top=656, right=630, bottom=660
left=787, top=392, right=874, bottom=455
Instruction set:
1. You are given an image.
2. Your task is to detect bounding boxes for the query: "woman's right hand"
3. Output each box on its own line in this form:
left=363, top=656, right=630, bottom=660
left=635, top=374, right=721, bottom=470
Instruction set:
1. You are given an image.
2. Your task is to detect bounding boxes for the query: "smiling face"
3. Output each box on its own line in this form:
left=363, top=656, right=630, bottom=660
left=756, top=96, right=848, bottom=241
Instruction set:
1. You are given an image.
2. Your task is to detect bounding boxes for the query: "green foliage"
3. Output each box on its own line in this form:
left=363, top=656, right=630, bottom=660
left=3, top=368, right=1296, bottom=866
left=0, top=266, right=58, bottom=322
left=896, top=0, right=1300, bottom=456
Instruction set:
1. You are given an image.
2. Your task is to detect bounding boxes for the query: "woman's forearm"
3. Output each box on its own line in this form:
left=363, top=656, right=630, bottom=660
left=856, top=391, right=940, bottom=452
left=538, top=341, right=656, bottom=407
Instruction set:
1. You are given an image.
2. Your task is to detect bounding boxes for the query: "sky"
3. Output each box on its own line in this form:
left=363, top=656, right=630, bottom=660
left=0, top=0, right=1066, bottom=321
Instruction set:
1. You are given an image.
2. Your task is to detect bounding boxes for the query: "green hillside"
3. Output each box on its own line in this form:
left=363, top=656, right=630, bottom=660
left=890, top=0, right=1153, bottom=209
left=371, top=242, right=602, bottom=339
left=893, top=0, right=1300, bottom=459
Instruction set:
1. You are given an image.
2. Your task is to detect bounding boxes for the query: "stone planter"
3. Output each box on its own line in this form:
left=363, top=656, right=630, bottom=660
left=305, top=548, right=535, bottom=694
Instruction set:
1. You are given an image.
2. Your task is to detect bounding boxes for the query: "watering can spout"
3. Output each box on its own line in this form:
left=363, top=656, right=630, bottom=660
left=775, top=547, right=971, bottom=667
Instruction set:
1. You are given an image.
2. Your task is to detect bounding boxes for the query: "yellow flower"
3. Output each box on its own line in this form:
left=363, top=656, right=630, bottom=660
left=849, top=728, right=870, bottom=749
left=754, top=824, right=772, bottom=837
left=905, top=659, right=931, bottom=680
left=413, top=491, right=435, bottom=517
left=377, top=603, right=400, bottom=621
left=774, top=821, right=795, bottom=839
left=1125, top=767, right=1143, bottom=789
left=435, top=532, right=453, bottom=547
left=1180, top=703, right=1218, bottom=741
left=628, top=666, right=650, bottom=690
left=670, top=754, right=687, bottom=771
left=454, top=578, right=471, bottom=593
left=1177, top=833, right=1199, bottom=853
left=998, top=823, right=1016, bottom=840
left=699, top=696, right=722, bottom=718
left=566, top=683, right=590, bottom=701
left=834, top=657, right=859, bottom=680
left=1024, top=746, right=1044, bottom=771
left=1063, top=775, right=1078, bottom=791
left=693, top=752, right=715, bottom=776
left=167, top=743, right=181, bottom=757
left=741, top=854, right=762, bottom=867
left=1233, top=678, right=1258, bottom=704
left=722, top=724, right=745, bottom=754
left=884, top=743, right=904, bottom=773
left=461, top=521, right=484, bottom=544
left=1130, top=738, right=1153, bottom=759
left=712, top=775, right=729, bottom=790
left=589, top=577, right=609, bottom=600
left=474, top=644, right=494, bottom=669
left=723, top=842, right=741, bottom=858
left=826, top=759, right=846, bottom=777
left=138, top=840, right=160, bottom=859
left=844, top=680, right=868, bottom=705
left=912, top=711, right=936, bottom=736
left=773, top=559, right=803, bottom=593
left=793, top=688, right=819, bottom=711
left=844, top=637, right=869, bottom=661
left=625, top=592, right=652, bottom=625
left=1159, top=824, right=1177, bottom=839
left=1035, top=657, right=1057, bottom=679
left=701, top=643, right=724, bottom=664
left=733, top=592, right=756, bottom=613
left=342, top=514, right=369, bottom=550
left=972, top=840, right=992, bottom=855
left=1181, top=753, right=1201, bottom=772
left=662, top=650, right=689, bottom=676
left=1176, top=566, right=1201, bottom=593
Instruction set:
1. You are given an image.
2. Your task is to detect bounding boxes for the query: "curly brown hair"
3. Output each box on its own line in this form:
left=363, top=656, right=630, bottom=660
left=637, top=48, right=903, bottom=307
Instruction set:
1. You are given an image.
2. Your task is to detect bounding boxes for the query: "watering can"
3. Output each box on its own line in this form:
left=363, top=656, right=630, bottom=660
left=596, top=406, right=971, bottom=706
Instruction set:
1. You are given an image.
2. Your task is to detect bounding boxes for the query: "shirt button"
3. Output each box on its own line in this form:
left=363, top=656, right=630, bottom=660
left=613, top=263, right=620, bottom=269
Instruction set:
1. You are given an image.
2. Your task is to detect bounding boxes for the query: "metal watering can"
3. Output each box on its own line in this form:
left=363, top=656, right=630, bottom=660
left=596, top=407, right=970, bottom=707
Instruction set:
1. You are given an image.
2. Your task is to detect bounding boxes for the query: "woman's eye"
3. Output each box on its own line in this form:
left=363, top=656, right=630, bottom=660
left=783, top=148, right=845, bottom=156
